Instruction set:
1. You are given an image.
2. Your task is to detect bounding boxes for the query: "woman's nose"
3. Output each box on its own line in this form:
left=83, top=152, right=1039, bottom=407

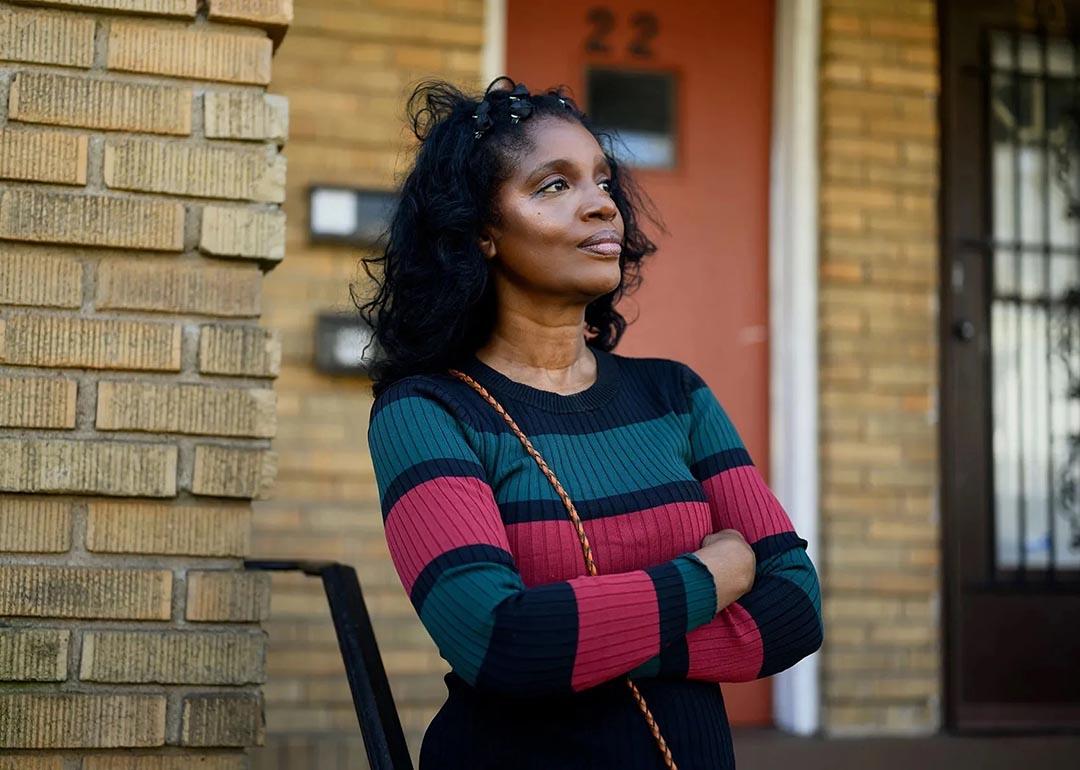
left=583, top=188, right=618, bottom=221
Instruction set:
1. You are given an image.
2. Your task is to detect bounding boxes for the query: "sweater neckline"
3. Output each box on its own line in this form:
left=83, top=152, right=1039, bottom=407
left=456, top=346, right=620, bottom=413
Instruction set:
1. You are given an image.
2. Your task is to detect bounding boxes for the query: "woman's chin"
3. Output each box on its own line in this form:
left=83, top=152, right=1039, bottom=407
left=581, top=269, right=623, bottom=297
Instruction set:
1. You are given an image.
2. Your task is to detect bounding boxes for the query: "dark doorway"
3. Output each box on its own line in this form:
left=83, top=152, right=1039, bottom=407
left=941, top=0, right=1080, bottom=731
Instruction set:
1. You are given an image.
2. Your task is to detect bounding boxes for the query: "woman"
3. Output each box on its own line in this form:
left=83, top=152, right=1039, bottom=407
left=358, top=77, right=823, bottom=769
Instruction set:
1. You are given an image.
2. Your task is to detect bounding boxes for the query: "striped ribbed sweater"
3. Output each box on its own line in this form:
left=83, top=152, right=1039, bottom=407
left=367, top=346, right=823, bottom=769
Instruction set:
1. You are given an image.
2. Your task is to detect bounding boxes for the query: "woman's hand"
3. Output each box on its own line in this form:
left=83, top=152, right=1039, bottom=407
left=693, top=529, right=757, bottom=612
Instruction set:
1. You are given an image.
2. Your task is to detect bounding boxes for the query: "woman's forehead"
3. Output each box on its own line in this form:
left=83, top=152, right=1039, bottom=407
left=512, top=118, right=608, bottom=174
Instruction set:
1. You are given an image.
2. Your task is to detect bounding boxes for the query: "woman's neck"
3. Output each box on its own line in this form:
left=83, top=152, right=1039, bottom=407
left=473, top=335, right=597, bottom=396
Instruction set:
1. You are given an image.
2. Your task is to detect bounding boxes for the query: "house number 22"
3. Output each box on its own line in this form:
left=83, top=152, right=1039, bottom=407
left=586, top=7, right=661, bottom=58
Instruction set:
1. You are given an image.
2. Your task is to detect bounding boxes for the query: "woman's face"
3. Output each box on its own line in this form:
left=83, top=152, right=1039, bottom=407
left=480, top=116, right=625, bottom=303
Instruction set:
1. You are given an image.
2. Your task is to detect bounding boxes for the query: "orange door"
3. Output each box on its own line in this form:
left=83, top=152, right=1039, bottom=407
left=506, top=0, right=775, bottom=726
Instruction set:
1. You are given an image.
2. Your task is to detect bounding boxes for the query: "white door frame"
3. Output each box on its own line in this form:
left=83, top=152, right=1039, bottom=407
left=769, top=0, right=822, bottom=737
left=482, top=0, right=507, bottom=87
left=482, top=0, right=822, bottom=736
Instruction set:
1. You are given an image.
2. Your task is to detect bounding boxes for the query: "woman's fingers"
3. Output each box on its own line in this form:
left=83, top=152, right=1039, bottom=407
left=700, top=529, right=748, bottom=548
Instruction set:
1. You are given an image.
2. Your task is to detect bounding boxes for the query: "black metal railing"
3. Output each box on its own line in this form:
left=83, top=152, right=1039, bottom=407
left=245, top=560, right=415, bottom=770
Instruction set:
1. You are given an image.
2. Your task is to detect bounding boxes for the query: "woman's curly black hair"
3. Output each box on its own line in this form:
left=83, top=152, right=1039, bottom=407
left=352, top=76, right=660, bottom=398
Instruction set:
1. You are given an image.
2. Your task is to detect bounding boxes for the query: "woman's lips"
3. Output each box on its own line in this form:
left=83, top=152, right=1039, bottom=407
left=578, top=242, right=622, bottom=257
left=578, top=228, right=622, bottom=257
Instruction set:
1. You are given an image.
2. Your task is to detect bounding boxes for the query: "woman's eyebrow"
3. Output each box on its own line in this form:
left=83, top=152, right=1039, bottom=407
left=523, top=158, right=571, bottom=184
left=524, top=156, right=611, bottom=184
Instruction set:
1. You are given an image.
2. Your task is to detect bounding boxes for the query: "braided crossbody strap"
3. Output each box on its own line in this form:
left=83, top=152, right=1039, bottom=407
left=448, top=368, right=680, bottom=770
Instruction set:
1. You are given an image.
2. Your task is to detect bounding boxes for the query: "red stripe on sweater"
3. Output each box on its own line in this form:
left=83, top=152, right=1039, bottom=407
left=384, top=475, right=511, bottom=594
left=686, top=602, right=763, bottom=682
left=570, top=571, right=661, bottom=691
left=506, top=501, right=713, bottom=584
left=700, top=466, right=794, bottom=544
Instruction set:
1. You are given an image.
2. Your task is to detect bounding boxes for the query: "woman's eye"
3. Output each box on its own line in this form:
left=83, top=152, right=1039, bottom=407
left=599, top=179, right=612, bottom=193
left=540, top=178, right=568, bottom=193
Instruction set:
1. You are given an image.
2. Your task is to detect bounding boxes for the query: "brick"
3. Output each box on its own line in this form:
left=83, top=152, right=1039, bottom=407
left=824, top=648, right=937, bottom=673
left=0, top=496, right=71, bottom=552
left=198, top=324, right=281, bottom=377
left=208, top=0, right=292, bottom=27
left=822, top=184, right=898, bottom=210
left=204, top=90, right=288, bottom=142
left=96, top=258, right=261, bottom=317
left=0, top=6, right=94, bottom=67
left=8, top=71, right=192, bottom=135
left=0, top=565, right=171, bottom=619
left=0, top=247, right=82, bottom=308
left=9, top=0, right=195, bottom=16
left=822, top=59, right=865, bottom=86
left=291, top=8, right=480, bottom=47
left=97, top=381, right=276, bottom=437
left=826, top=675, right=938, bottom=700
left=0, top=758, right=63, bottom=770
left=104, top=138, right=285, bottom=202
left=829, top=568, right=936, bottom=596
left=0, top=190, right=184, bottom=251
left=191, top=445, right=276, bottom=498
left=180, top=693, right=264, bottom=747
left=87, top=500, right=251, bottom=556
left=0, top=693, right=166, bottom=748
left=0, top=629, right=69, bottom=681
left=200, top=206, right=285, bottom=261
left=0, top=127, right=87, bottom=185
left=81, top=629, right=265, bottom=684
left=823, top=440, right=904, bottom=465
left=281, top=142, right=394, bottom=189
left=867, top=64, right=938, bottom=92
left=286, top=91, right=401, bottom=145
left=0, top=375, right=77, bottom=428
left=83, top=756, right=246, bottom=770
left=186, top=570, right=270, bottom=622
left=0, top=315, right=181, bottom=371
left=107, top=20, right=272, bottom=85
left=866, top=17, right=935, bottom=43
left=0, top=439, right=177, bottom=496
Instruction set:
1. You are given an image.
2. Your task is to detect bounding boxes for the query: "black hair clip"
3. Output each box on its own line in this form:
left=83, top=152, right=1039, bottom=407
left=472, top=81, right=533, bottom=140
left=473, top=98, right=493, bottom=139
left=506, top=82, right=533, bottom=124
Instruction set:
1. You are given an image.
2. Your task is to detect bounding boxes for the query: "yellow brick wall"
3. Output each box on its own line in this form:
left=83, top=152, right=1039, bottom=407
left=818, top=0, right=942, bottom=735
left=251, top=0, right=483, bottom=765
left=0, top=0, right=289, bottom=764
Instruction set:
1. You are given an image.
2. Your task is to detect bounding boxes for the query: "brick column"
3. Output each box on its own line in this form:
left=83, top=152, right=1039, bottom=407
left=818, top=1, right=941, bottom=735
left=0, top=0, right=289, bottom=765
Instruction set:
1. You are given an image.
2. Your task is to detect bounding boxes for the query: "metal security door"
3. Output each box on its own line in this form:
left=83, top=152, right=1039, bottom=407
left=942, top=0, right=1080, bottom=730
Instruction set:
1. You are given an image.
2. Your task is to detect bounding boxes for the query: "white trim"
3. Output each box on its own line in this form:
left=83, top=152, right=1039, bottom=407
left=482, top=0, right=507, bottom=86
left=769, top=0, right=822, bottom=736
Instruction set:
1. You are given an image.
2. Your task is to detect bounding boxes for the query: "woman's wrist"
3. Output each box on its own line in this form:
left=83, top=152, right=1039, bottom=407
left=691, top=543, right=755, bottom=611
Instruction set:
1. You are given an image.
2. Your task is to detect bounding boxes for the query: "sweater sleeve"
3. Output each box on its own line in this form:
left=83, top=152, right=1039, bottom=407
left=628, top=363, right=823, bottom=683
left=368, top=377, right=721, bottom=697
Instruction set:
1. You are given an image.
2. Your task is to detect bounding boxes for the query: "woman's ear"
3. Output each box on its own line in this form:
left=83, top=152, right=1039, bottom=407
left=477, top=228, right=497, bottom=260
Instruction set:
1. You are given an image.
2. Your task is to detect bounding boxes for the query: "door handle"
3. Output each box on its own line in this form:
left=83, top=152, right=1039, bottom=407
left=953, top=318, right=976, bottom=341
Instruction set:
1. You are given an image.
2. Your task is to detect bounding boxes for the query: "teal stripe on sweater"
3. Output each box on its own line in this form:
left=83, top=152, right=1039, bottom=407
left=368, top=394, right=480, bottom=498
left=676, top=552, right=719, bottom=631
left=754, top=548, right=821, bottom=615
left=418, top=561, right=526, bottom=686
left=686, top=384, right=746, bottom=465
left=371, top=391, right=693, bottom=500
left=629, top=655, right=662, bottom=678
left=488, top=415, right=696, bottom=502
